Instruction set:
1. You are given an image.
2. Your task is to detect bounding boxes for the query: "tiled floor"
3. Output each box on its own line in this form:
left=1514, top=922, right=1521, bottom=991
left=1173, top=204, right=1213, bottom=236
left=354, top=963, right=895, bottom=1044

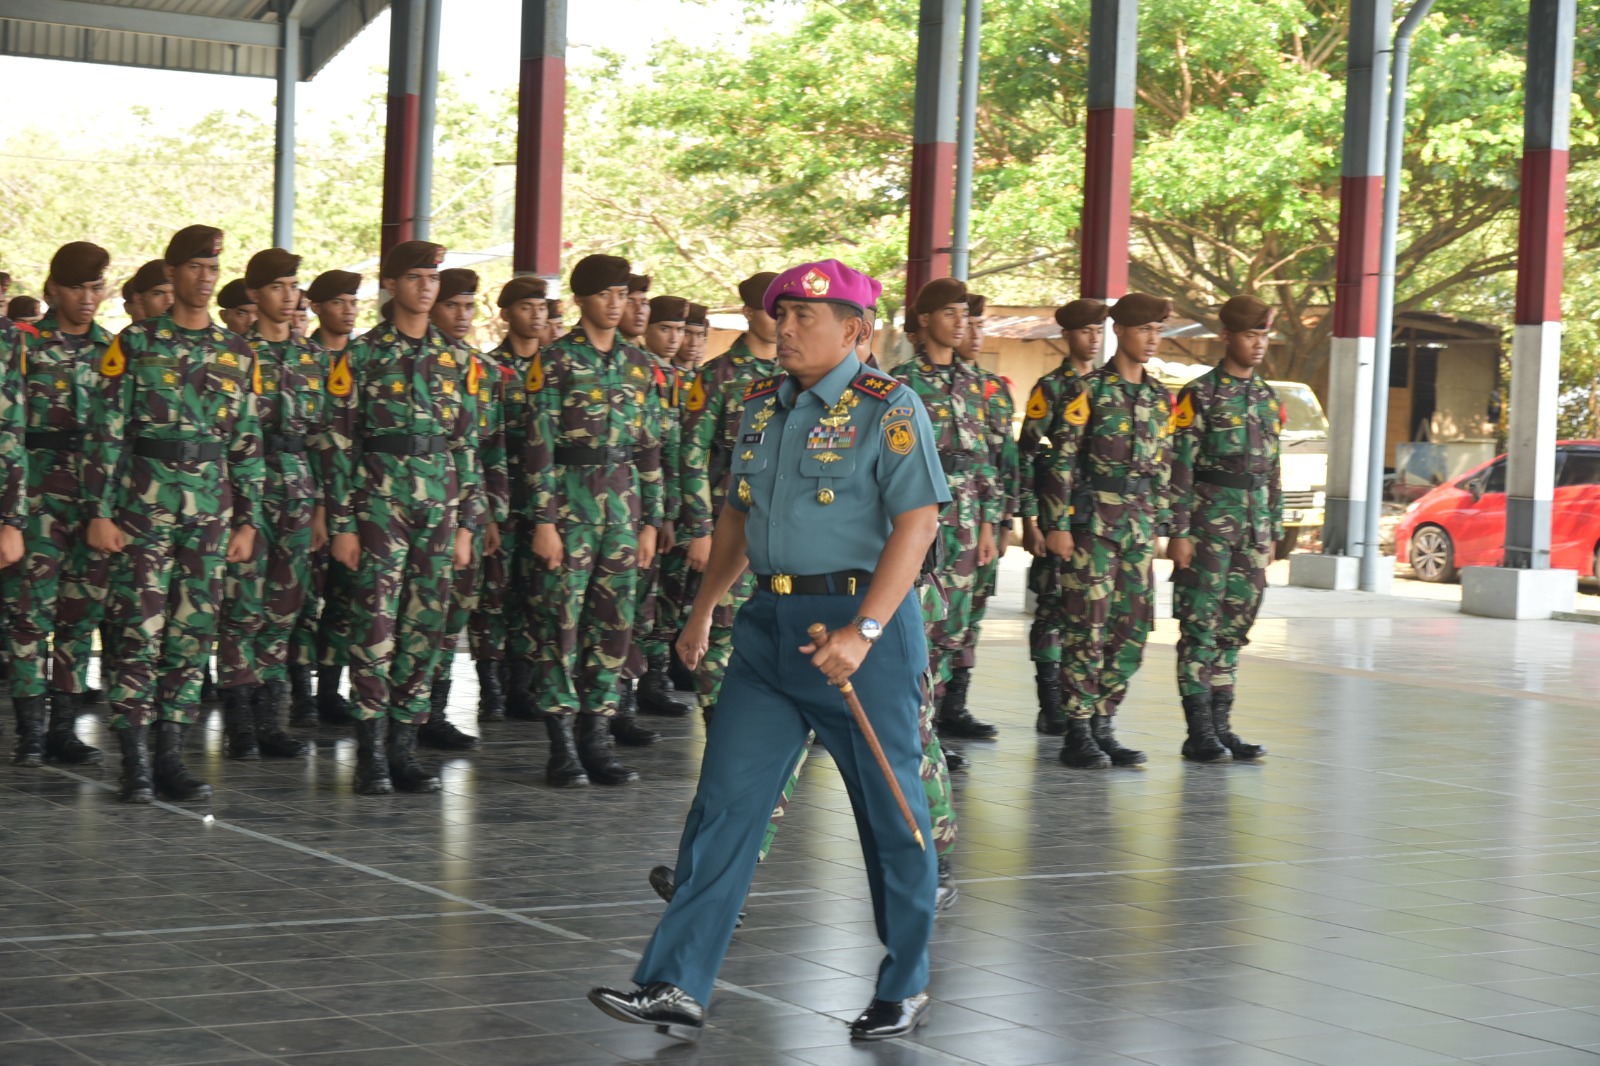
left=3, top=559, right=1600, bottom=1065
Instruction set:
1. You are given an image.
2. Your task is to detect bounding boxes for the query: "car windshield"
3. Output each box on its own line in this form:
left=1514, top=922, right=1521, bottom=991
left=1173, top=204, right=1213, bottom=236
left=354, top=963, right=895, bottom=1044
left=1277, top=384, right=1328, bottom=438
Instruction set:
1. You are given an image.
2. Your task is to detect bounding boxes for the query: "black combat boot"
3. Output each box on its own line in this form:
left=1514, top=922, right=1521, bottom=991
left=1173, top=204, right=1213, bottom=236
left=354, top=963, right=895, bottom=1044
left=942, top=743, right=968, bottom=773
left=505, top=658, right=540, bottom=720
left=200, top=664, right=218, bottom=705
left=612, top=678, right=662, bottom=747
left=1210, top=689, right=1265, bottom=760
left=1090, top=713, right=1146, bottom=766
left=417, top=676, right=479, bottom=750
left=1059, top=715, right=1111, bottom=769
left=387, top=719, right=442, bottom=793
left=45, top=691, right=102, bottom=764
left=476, top=660, right=506, bottom=723
left=1034, top=662, right=1067, bottom=736
left=221, top=685, right=259, bottom=760
left=352, top=716, right=393, bottom=795
left=78, top=686, right=105, bottom=706
left=254, top=681, right=306, bottom=758
left=637, top=653, right=691, bottom=717
left=936, top=667, right=998, bottom=740
left=1181, top=693, right=1231, bottom=763
left=116, top=724, right=154, bottom=804
left=577, top=712, right=639, bottom=785
left=936, top=854, right=959, bottom=912
left=11, top=694, right=46, bottom=767
left=153, top=721, right=212, bottom=801
left=316, top=665, right=351, bottom=725
left=544, top=714, right=588, bottom=787
left=667, top=645, right=696, bottom=692
left=287, top=664, right=317, bottom=726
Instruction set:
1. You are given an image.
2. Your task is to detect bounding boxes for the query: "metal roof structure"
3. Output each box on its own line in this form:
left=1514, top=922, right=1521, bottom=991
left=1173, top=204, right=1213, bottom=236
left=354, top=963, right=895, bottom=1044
left=0, top=0, right=388, bottom=79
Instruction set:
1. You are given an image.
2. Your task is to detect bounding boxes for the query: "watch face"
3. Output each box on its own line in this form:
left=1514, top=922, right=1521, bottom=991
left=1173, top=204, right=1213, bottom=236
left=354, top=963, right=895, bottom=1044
left=859, top=618, right=883, bottom=642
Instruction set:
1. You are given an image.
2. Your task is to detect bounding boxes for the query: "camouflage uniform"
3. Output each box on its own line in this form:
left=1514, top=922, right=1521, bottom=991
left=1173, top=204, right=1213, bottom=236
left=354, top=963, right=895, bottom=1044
left=625, top=355, right=682, bottom=679
left=440, top=345, right=507, bottom=675
left=1016, top=360, right=1082, bottom=667
left=960, top=368, right=1017, bottom=676
left=85, top=313, right=265, bottom=730
left=484, top=338, right=541, bottom=710
left=1041, top=365, right=1170, bottom=721
left=7, top=314, right=111, bottom=700
left=290, top=333, right=346, bottom=673
left=1169, top=368, right=1282, bottom=697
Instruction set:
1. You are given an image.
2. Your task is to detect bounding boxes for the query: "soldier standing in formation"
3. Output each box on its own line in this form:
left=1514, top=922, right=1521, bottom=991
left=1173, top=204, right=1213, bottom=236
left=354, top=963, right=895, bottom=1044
left=121, top=260, right=174, bottom=324
left=217, top=278, right=256, bottom=336
left=1168, top=294, right=1279, bottom=761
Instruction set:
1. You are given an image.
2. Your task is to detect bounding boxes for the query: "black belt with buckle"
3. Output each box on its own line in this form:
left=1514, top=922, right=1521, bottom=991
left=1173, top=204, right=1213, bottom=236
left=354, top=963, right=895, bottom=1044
left=264, top=433, right=308, bottom=455
left=1091, top=473, right=1152, bottom=495
left=26, top=430, right=84, bottom=451
left=1197, top=469, right=1270, bottom=490
left=134, top=438, right=224, bottom=462
left=363, top=435, right=447, bottom=456
left=555, top=445, right=634, bottom=465
left=940, top=452, right=977, bottom=474
left=757, top=570, right=874, bottom=596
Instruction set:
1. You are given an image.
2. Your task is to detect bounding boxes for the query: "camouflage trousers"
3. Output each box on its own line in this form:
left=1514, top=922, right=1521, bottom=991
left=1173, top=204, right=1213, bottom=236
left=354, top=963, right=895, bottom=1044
left=671, top=564, right=753, bottom=709
left=758, top=671, right=956, bottom=861
left=1028, top=558, right=1069, bottom=665
left=1062, top=531, right=1155, bottom=719
left=3, top=493, right=110, bottom=698
left=645, top=541, right=691, bottom=664
left=958, top=551, right=1002, bottom=671
left=289, top=548, right=328, bottom=669
left=541, top=520, right=639, bottom=717
left=1174, top=532, right=1269, bottom=698
left=466, top=534, right=511, bottom=664
left=622, top=538, right=667, bottom=681
left=104, top=512, right=228, bottom=729
left=346, top=494, right=456, bottom=724
left=308, top=554, right=357, bottom=669
left=922, top=523, right=978, bottom=703
left=437, top=526, right=498, bottom=672
left=217, top=497, right=315, bottom=689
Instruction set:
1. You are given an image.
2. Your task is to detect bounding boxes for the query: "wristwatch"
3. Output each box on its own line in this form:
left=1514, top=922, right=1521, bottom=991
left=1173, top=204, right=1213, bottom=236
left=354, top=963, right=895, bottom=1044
left=852, top=616, right=883, bottom=644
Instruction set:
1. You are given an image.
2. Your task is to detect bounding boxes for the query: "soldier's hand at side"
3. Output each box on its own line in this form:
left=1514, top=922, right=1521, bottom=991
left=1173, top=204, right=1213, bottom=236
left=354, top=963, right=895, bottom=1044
left=977, top=522, right=997, bottom=567
left=452, top=527, right=474, bottom=570
left=1046, top=529, right=1075, bottom=561
left=800, top=626, right=869, bottom=686
left=310, top=505, right=329, bottom=553
left=1022, top=520, right=1046, bottom=557
left=997, top=525, right=1013, bottom=556
left=1167, top=536, right=1194, bottom=570
left=677, top=614, right=711, bottom=671
left=686, top=535, right=712, bottom=572
left=662, top=519, right=675, bottom=547
left=226, top=525, right=257, bottom=564
left=638, top=525, right=658, bottom=571
left=88, top=517, right=125, bottom=555
left=0, top=525, right=22, bottom=568
left=533, top=523, right=563, bottom=570
left=331, top=532, right=360, bottom=570
left=484, top=521, right=502, bottom=557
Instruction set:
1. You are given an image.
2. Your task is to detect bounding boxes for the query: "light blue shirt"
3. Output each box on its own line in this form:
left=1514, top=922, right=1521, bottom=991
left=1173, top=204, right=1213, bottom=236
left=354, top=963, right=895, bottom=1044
left=729, top=354, right=949, bottom=575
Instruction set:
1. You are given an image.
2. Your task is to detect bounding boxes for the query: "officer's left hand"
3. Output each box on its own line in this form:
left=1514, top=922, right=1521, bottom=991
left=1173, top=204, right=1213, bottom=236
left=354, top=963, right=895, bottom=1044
left=639, top=525, right=658, bottom=571
left=800, top=626, right=870, bottom=686
left=484, top=521, right=502, bottom=556
left=452, top=527, right=474, bottom=570
left=226, top=525, right=257, bottom=564
left=977, top=522, right=997, bottom=566
left=0, top=525, right=22, bottom=569
left=310, top=505, right=329, bottom=553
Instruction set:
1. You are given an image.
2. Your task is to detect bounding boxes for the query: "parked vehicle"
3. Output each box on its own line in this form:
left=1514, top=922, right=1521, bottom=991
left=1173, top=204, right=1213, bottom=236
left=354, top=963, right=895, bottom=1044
left=1393, top=440, right=1600, bottom=582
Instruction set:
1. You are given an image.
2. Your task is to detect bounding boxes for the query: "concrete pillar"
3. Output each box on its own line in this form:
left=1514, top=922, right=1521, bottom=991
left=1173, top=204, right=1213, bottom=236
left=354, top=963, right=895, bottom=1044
left=1079, top=0, right=1137, bottom=305
left=381, top=0, right=424, bottom=255
left=272, top=1, right=299, bottom=250
left=512, top=0, right=567, bottom=279
left=906, top=0, right=960, bottom=302
left=949, top=0, right=982, bottom=281
left=413, top=0, right=443, bottom=241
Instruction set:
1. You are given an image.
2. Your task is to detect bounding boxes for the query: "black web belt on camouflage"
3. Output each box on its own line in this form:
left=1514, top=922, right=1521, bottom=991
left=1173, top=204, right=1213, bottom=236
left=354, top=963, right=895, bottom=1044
left=363, top=434, right=447, bottom=456
left=554, top=445, right=634, bottom=465
left=1196, top=469, right=1271, bottom=490
left=756, top=570, right=874, bottom=596
left=940, top=451, right=978, bottom=474
left=1089, top=473, right=1153, bottom=495
left=134, top=438, right=224, bottom=462
left=26, top=430, right=84, bottom=451
left=264, top=433, right=307, bottom=455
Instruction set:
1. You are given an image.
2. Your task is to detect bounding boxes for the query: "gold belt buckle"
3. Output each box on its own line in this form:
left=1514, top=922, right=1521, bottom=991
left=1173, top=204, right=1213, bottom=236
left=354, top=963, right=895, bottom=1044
left=771, top=574, right=793, bottom=595
left=847, top=577, right=857, bottom=595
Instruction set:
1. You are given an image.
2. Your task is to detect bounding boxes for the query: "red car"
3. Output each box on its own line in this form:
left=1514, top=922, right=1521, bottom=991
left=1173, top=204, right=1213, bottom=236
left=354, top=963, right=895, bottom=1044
left=1395, top=440, right=1600, bottom=582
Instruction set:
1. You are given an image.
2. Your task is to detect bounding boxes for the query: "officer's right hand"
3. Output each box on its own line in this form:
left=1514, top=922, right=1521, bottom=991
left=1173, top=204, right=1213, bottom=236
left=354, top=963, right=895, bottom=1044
left=87, top=517, right=126, bottom=555
left=1046, top=529, right=1075, bottom=561
left=1167, top=536, right=1194, bottom=570
left=0, top=525, right=22, bottom=568
left=676, top=614, right=711, bottom=671
left=533, top=522, right=563, bottom=570
left=686, top=535, right=712, bottom=572
left=1021, top=520, right=1045, bottom=557
left=331, top=532, right=360, bottom=570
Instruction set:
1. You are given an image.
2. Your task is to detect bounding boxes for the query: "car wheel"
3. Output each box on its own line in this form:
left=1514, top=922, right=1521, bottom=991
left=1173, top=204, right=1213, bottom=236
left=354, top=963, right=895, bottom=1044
left=1408, top=525, right=1457, bottom=583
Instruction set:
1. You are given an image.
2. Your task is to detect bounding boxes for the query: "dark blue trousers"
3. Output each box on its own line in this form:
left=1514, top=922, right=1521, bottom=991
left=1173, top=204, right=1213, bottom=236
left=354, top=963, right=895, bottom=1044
left=633, top=588, right=936, bottom=1006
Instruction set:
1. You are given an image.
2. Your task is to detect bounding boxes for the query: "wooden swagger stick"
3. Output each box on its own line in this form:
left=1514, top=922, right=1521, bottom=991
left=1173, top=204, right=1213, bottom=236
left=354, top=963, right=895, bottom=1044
left=807, top=623, right=926, bottom=852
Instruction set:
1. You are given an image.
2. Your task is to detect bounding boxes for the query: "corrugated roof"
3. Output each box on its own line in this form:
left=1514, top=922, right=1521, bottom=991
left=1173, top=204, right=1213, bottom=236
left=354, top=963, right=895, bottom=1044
left=0, top=0, right=389, bottom=80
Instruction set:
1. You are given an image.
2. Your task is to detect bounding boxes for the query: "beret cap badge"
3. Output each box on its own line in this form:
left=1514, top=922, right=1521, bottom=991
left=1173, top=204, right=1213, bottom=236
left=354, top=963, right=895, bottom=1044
left=802, top=269, right=830, bottom=297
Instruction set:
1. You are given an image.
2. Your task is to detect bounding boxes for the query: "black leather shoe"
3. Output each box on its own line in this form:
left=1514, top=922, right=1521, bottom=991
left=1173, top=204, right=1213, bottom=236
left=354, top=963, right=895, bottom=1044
left=942, top=743, right=967, bottom=773
left=588, top=983, right=704, bottom=1043
left=648, top=864, right=676, bottom=903
left=936, top=855, right=958, bottom=913
left=849, top=991, right=930, bottom=1040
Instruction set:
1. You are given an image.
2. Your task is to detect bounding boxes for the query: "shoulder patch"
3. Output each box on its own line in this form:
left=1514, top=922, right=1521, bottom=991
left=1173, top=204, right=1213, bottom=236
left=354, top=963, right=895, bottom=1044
left=851, top=372, right=898, bottom=401
left=1025, top=384, right=1048, bottom=420
left=467, top=355, right=483, bottom=395
left=882, top=405, right=914, bottom=423
left=526, top=353, right=544, bottom=393
left=744, top=375, right=782, bottom=401
left=1172, top=391, right=1196, bottom=430
left=328, top=353, right=353, bottom=397
left=1064, top=388, right=1091, bottom=427
left=101, top=338, right=127, bottom=378
left=884, top=419, right=916, bottom=455
left=685, top=375, right=707, bottom=412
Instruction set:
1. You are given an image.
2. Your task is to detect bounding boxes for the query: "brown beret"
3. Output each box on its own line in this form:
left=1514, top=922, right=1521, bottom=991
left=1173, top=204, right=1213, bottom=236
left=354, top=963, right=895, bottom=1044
left=498, top=276, right=548, bottom=307
left=966, top=294, right=987, bottom=318
left=738, top=271, right=780, bottom=310
left=1055, top=299, right=1108, bottom=331
left=165, top=225, right=224, bottom=266
left=1218, top=294, right=1275, bottom=333
left=914, top=277, right=969, bottom=317
left=306, top=270, right=361, bottom=303
left=380, top=240, right=445, bottom=280
left=627, top=273, right=652, bottom=294
left=1108, top=293, right=1172, bottom=327
left=216, top=279, right=254, bottom=310
left=648, top=296, right=689, bottom=324
left=7, top=296, right=39, bottom=319
left=244, top=248, right=301, bottom=290
left=570, top=254, right=631, bottom=297
left=125, top=260, right=170, bottom=298
left=546, top=299, right=563, bottom=318
left=48, top=242, right=110, bottom=288
left=436, top=268, right=479, bottom=303
left=686, top=303, right=709, bottom=327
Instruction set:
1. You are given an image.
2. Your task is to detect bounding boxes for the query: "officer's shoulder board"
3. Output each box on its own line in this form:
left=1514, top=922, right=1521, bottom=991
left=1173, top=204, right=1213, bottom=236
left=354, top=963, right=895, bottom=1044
left=744, top=375, right=783, bottom=401
left=850, top=371, right=899, bottom=402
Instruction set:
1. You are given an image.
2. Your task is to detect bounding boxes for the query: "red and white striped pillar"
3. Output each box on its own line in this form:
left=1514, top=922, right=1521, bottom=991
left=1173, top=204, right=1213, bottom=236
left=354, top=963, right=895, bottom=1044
left=512, top=0, right=567, bottom=279
left=906, top=0, right=961, bottom=303
left=380, top=0, right=424, bottom=255
left=1079, top=0, right=1137, bottom=308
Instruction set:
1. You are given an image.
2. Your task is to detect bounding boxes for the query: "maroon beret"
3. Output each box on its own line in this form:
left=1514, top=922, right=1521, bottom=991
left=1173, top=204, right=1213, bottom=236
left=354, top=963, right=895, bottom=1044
left=649, top=296, right=689, bottom=324
left=685, top=303, right=709, bottom=327
left=570, top=255, right=631, bottom=297
left=1108, top=293, right=1172, bottom=327
left=913, top=277, right=969, bottom=317
left=380, top=241, right=445, bottom=280
left=1055, top=299, right=1108, bottom=331
left=165, top=225, right=224, bottom=266
left=1218, top=294, right=1275, bottom=332
left=436, top=268, right=479, bottom=303
left=244, top=248, right=301, bottom=290
left=125, top=260, right=170, bottom=298
left=627, top=273, right=652, bottom=294
left=306, top=270, right=361, bottom=303
left=738, top=272, right=780, bottom=310
left=7, top=295, right=39, bottom=319
left=48, top=242, right=110, bottom=288
left=216, top=278, right=254, bottom=310
left=498, top=276, right=548, bottom=307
